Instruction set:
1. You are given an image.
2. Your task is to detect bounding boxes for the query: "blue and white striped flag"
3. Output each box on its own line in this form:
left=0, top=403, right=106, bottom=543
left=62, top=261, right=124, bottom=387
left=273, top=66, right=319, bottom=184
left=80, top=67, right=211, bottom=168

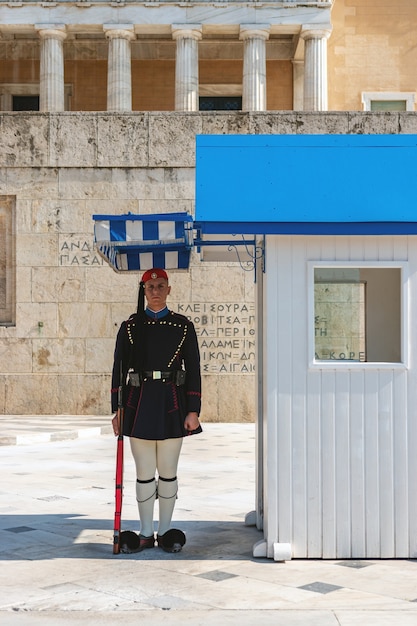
left=93, top=213, right=193, bottom=272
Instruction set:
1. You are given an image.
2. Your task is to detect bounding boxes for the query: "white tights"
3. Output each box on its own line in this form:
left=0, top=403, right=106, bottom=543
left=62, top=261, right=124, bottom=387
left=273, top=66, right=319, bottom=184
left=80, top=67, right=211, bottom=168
left=129, top=437, right=183, bottom=537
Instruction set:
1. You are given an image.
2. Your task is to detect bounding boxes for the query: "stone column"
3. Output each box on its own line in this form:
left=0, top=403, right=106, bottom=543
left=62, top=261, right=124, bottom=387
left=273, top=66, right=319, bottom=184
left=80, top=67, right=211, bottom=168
left=104, top=25, right=135, bottom=112
left=35, top=25, right=67, bottom=112
left=300, top=25, right=332, bottom=111
left=239, top=25, right=270, bottom=112
left=292, top=60, right=304, bottom=111
left=172, top=24, right=202, bottom=112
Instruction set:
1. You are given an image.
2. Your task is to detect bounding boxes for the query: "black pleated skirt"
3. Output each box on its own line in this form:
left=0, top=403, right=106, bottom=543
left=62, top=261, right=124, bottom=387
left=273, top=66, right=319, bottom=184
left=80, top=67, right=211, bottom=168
left=122, top=380, right=202, bottom=440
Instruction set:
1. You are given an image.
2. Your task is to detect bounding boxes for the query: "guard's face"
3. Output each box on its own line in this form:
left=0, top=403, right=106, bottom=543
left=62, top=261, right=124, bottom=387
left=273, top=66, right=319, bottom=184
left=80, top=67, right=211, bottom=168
left=144, top=278, right=171, bottom=311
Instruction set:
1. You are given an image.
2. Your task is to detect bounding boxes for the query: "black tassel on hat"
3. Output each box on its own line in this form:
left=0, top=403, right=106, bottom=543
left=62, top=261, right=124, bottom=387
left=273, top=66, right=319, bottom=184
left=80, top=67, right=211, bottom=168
left=137, top=280, right=145, bottom=315
left=133, top=280, right=146, bottom=373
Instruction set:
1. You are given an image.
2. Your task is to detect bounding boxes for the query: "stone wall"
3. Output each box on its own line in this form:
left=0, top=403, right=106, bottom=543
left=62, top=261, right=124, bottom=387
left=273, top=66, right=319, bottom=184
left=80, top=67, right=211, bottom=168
left=0, top=111, right=416, bottom=417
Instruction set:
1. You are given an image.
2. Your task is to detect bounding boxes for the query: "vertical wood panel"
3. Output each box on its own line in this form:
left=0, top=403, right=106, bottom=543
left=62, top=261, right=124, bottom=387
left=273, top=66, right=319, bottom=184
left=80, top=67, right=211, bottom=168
left=350, top=370, right=366, bottom=556
left=321, top=371, right=337, bottom=558
left=335, top=371, right=351, bottom=558
left=393, top=369, right=409, bottom=556
left=291, top=238, right=308, bottom=557
left=392, top=236, right=408, bottom=261
left=306, top=370, right=322, bottom=557
left=276, top=237, right=293, bottom=545
left=306, top=237, right=323, bottom=557
left=378, top=370, right=395, bottom=556
left=364, top=370, right=381, bottom=556
left=349, top=237, right=367, bottom=556
left=362, top=236, right=378, bottom=262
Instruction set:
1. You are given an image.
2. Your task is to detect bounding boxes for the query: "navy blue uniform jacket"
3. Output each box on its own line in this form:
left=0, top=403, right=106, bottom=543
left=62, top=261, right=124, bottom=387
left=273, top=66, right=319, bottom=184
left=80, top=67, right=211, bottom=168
left=111, top=309, right=202, bottom=440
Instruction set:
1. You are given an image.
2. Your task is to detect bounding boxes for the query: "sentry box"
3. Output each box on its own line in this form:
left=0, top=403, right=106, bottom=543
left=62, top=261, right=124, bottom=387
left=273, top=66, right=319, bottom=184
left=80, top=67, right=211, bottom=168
left=195, top=134, right=417, bottom=561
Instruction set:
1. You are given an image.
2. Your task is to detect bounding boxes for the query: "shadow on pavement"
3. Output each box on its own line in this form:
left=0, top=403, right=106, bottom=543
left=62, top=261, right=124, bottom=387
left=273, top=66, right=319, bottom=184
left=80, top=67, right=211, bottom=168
left=1, top=514, right=264, bottom=562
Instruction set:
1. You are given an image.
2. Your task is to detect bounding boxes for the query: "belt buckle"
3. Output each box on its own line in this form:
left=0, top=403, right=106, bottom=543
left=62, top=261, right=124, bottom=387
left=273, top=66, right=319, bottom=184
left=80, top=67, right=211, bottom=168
left=153, top=371, right=162, bottom=380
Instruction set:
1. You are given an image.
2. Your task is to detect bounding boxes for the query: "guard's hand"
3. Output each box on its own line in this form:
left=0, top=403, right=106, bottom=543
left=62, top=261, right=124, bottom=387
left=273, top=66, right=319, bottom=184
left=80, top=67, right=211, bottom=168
left=184, top=412, right=200, bottom=432
left=112, top=415, right=119, bottom=436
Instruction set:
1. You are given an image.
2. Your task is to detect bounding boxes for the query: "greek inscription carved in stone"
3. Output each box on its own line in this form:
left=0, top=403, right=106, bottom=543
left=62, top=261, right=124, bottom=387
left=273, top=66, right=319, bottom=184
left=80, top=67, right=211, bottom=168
left=173, top=302, right=256, bottom=374
left=59, top=238, right=105, bottom=266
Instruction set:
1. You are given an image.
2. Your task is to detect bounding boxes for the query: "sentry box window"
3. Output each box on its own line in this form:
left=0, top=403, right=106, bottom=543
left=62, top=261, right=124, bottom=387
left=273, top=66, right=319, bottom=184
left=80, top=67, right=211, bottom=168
left=311, top=265, right=405, bottom=365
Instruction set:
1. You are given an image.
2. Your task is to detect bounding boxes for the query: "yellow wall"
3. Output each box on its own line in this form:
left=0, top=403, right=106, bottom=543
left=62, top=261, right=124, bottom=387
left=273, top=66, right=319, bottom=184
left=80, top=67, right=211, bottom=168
left=267, top=61, right=293, bottom=110
left=132, top=61, right=175, bottom=111
left=0, top=60, right=39, bottom=82
left=329, top=0, right=417, bottom=110
left=66, top=61, right=107, bottom=111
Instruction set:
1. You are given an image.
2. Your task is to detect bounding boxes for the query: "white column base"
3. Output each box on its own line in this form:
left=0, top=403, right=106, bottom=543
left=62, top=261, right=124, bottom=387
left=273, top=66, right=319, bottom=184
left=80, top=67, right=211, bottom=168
left=244, top=510, right=257, bottom=526
left=253, top=540, right=292, bottom=561
left=273, top=542, right=292, bottom=561
left=253, top=539, right=267, bottom=558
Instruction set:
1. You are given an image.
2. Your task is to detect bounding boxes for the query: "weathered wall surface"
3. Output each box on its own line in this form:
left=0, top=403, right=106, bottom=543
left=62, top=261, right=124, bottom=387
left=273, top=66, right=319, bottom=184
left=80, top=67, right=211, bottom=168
left=0, top=111, right=416, bottom=417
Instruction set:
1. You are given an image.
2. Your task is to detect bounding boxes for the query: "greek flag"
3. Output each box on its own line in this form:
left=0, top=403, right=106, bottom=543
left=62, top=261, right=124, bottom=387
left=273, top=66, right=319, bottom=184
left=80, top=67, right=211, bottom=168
left=93, top=213, right=193, bottom=272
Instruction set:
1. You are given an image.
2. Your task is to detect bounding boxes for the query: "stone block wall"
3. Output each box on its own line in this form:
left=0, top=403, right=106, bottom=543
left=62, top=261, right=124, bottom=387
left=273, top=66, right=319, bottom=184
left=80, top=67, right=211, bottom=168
left=329, top=0, right=417, bottom=111
left=0, top=111, right=416, bottom=417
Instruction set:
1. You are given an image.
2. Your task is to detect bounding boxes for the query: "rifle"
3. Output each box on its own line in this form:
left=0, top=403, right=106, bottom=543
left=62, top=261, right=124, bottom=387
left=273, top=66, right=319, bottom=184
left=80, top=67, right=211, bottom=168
left=113, top=361, right=124, bottom=555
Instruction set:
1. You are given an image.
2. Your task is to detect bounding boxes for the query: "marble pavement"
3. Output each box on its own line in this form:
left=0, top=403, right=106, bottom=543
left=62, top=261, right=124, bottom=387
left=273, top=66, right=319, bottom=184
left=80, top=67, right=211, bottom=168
left=1, top=418, right=417, bottom=625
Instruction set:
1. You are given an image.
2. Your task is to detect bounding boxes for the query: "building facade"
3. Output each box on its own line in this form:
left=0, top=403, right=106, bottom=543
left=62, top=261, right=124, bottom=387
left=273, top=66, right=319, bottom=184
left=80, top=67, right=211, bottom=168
left=0, top=0, right=416, bottom=416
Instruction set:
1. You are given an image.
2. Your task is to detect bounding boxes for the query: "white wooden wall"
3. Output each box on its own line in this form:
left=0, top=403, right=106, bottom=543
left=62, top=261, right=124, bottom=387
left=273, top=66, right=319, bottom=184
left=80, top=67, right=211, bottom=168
left=263, top=235, right=417, bottom=559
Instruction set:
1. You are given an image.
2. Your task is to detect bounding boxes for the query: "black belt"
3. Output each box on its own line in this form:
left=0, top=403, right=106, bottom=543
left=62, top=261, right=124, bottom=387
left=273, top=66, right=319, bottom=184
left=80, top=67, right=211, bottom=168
left=129, top=370, right=186, bottom=386
left=143, top=370, right=173, bottom=381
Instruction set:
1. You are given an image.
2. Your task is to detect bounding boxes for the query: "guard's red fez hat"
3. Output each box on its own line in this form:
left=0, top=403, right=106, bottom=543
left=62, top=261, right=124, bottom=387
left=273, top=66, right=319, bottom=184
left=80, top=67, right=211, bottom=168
left=141, top=268, right=169, bottom=283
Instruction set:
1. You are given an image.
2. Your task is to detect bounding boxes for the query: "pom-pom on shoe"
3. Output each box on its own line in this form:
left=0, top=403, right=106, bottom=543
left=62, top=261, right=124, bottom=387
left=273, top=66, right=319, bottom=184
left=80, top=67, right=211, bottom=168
left=120, top=531, right=155, bottom=553
left=157, top=529, right=186, bottom=553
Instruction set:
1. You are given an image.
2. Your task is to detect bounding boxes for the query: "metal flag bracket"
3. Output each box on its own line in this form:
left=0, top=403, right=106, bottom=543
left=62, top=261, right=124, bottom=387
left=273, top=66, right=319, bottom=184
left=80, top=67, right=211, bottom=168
left=93, top=212, right=264, bottom=278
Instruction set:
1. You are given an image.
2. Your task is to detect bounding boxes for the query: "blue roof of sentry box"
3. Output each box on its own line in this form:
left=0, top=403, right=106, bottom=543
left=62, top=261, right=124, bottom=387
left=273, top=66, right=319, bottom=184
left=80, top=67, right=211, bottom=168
left=195, top=134, right=417, bottom=235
